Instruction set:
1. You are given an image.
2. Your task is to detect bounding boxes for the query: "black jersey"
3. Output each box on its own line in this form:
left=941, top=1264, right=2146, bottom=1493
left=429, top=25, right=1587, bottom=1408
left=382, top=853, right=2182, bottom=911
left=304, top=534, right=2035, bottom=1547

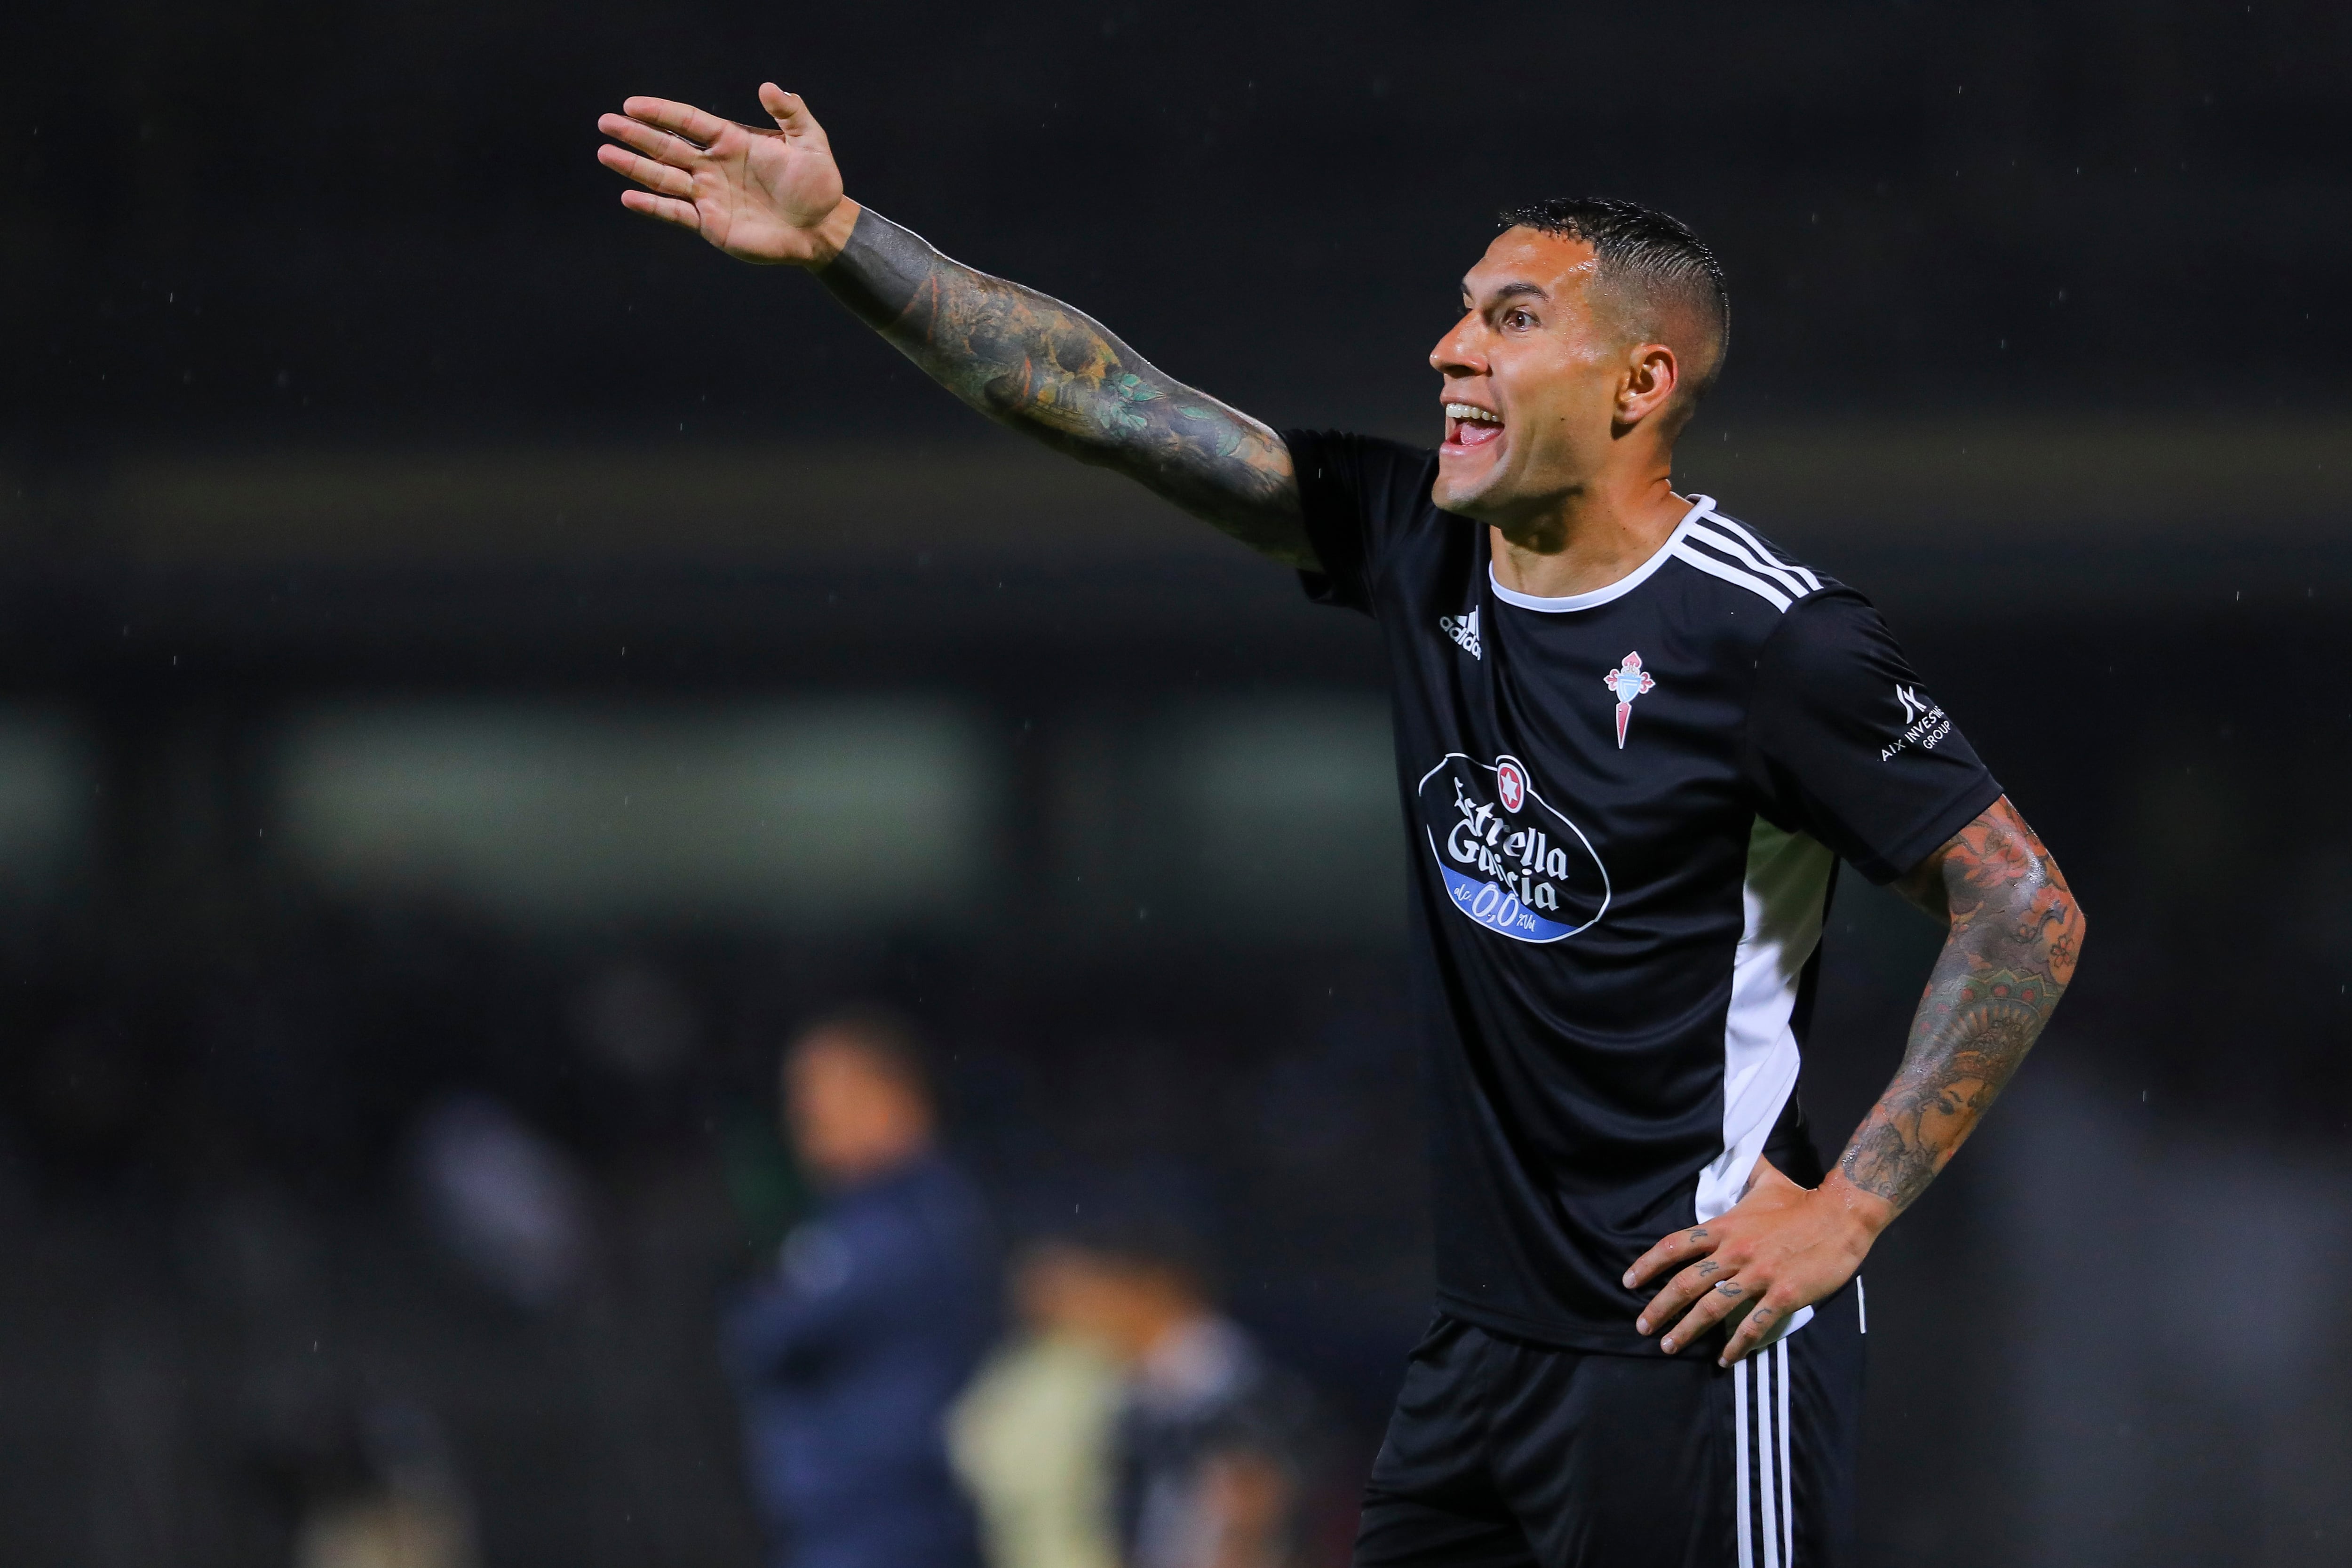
left=1286, top=431, right=2002, bottom=1354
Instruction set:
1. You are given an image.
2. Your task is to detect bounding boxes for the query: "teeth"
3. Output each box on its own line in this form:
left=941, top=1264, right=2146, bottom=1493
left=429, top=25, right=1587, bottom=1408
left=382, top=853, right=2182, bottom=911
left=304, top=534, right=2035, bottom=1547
left=1446, top=403, right=1501, bottom=423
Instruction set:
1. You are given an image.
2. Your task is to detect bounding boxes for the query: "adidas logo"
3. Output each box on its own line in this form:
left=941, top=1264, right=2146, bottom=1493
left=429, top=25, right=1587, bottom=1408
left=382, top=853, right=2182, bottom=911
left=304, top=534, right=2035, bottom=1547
left=1441, top=607, right=1482, bottom=660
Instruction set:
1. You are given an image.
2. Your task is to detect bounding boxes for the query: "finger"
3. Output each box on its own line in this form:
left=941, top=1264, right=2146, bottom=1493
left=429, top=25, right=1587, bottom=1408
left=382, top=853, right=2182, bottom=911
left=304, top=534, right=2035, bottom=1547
left=1657, top=1276, right=1752, bottom=1355
left=618, top=189, right=701, bottom=231
left=620, top=96, right=731, bottom=148
left=595, top=144, right=694, bottom=198
left=1718, top=1289, right=1800, bottom=1366
left=1636, top=1255, right=1733, bottom=1337
left=598, top=114, right=702, bottom=170
left=1625, top=1224, right=1717, bottom=1289
left=759, top=85, right=832, bottom=154
left=758, top=82, right=809, bottom=130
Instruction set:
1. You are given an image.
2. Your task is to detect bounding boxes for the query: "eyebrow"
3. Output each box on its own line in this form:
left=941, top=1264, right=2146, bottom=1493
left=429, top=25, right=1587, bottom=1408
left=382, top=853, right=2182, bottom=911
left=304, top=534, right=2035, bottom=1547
left=1461, top=279, right=1551, bottom=306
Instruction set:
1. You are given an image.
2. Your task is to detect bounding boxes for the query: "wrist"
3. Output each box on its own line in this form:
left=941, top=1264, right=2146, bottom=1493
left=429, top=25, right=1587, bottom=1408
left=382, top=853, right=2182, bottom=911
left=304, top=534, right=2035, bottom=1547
left=1817, top=1170, right=1896, bottom=1250
left=802, top=198, right=863, bottom=271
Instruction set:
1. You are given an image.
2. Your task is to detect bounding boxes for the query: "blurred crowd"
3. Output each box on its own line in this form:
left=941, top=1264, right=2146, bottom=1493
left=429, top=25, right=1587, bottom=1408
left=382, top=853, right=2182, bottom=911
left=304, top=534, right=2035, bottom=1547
left=727, top=1008, right=1322, bottom=1568
left=0, top=881, right=1382, bottom=1568
left=157, top=1001, right=1331, bottom=1568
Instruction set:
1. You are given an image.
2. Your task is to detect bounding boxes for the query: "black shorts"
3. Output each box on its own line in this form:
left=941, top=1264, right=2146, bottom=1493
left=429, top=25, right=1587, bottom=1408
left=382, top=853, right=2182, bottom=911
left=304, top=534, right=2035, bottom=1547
left=1355, top=1280, right=1865, bottom=1568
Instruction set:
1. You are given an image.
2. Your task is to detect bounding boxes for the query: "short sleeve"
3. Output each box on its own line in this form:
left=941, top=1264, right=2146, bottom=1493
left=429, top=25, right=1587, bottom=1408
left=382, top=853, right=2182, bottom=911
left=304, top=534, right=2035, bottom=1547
left=1745, top=589, right=2003, bottom=883
left=1282, top=429, right=1440, bottom=618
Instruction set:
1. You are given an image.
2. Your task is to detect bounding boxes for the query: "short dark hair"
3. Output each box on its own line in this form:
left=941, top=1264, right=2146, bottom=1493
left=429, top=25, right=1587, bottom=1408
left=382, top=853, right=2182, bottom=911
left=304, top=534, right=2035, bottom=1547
left=788, top=1003, right=932, bottom=1102
left=1496, top=197, right=1730, bottom=414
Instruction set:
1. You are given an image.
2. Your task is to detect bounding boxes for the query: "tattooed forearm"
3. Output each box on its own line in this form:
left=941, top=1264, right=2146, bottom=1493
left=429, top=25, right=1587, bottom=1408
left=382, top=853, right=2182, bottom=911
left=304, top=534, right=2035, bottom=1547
left=1836, top=796, right=2085, bottom=1213
left=817, top=207, right=1309, bottom=564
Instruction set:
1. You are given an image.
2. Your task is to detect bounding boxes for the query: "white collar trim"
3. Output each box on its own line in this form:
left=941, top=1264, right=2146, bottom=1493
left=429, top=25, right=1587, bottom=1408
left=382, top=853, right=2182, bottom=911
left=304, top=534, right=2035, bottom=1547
left=1486, top=494, right=1718, bottom=613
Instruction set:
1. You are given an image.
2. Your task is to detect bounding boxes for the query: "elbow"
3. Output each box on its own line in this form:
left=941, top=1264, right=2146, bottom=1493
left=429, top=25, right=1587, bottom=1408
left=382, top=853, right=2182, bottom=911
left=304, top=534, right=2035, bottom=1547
left=2037, top=877, right=2086, bottom=987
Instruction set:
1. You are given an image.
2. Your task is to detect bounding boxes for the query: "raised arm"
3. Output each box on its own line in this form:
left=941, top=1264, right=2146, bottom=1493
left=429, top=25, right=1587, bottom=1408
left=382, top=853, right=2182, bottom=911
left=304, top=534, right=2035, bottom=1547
left=595, top=84, right=1310, bottom=565
left=1626, top=794, right=2085, bottom=1363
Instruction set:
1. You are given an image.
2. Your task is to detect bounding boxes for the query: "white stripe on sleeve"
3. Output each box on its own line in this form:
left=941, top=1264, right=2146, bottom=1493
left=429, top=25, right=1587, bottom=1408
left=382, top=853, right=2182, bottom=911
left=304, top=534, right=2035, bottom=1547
left=1706, top=514, right=1824, bottom=594
left=1670, top=542, right=1793, bottom=611
left=1684, top=522, right=1814, bottom=600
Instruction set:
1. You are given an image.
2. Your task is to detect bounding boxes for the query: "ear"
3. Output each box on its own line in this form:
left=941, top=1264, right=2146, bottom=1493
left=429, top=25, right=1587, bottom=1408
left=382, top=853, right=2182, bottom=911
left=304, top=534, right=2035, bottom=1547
left=1617, top=343, right=1681, bottom=427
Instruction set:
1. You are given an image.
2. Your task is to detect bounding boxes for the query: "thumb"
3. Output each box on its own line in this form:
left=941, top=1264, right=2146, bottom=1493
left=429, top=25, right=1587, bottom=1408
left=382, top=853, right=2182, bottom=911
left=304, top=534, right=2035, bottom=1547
left=759, top=83, right=810, bottom=134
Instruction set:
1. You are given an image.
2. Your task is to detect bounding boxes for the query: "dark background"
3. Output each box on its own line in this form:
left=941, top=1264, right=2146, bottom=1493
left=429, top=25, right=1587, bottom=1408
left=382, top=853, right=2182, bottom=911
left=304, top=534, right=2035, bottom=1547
left=3, top=3, right=2349, bottom=1566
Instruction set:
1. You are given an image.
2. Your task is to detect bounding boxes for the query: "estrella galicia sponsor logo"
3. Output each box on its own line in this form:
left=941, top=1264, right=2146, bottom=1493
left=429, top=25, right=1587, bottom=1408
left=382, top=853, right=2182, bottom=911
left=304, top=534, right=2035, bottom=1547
left=1415, top=752, right=1610, bottom=943
left=1881, top=683, right=1952, bottom=761
left=1440, top=606, right=1482, bottom=659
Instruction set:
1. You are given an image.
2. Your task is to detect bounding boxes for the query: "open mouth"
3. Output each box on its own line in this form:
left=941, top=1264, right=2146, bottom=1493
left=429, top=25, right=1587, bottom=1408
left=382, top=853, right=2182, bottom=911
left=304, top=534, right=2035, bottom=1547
left=1443, top=401, right=1504, bottom=452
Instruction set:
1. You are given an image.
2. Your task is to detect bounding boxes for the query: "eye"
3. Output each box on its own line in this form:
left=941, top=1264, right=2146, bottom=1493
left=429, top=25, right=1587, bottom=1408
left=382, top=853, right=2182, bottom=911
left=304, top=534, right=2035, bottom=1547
left=1503, top=308, right=1535, bottom=331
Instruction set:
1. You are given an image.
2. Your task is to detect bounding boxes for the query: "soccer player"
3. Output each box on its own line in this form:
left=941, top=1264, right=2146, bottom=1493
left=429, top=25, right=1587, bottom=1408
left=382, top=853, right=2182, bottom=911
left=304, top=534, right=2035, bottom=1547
left=597, top=85, right=2085, bottom=1567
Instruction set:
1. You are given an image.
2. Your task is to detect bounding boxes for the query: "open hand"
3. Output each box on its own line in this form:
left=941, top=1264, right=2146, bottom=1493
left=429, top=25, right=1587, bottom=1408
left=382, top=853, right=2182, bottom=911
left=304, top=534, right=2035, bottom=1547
left=1625, top=1157, right=1888, bottom=1365
left=596, top=85, right=852, bottom=265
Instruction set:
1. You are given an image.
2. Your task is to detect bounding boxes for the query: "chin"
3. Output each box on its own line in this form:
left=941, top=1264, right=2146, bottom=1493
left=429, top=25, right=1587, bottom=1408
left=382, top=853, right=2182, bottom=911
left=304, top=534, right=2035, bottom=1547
left=1432, top=469, right=1504, bottom=521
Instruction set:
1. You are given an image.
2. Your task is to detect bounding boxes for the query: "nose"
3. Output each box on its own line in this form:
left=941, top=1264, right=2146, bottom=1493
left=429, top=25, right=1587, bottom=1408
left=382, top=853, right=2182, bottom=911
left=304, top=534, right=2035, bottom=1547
left=1430, top=310, right=1486, bottom=379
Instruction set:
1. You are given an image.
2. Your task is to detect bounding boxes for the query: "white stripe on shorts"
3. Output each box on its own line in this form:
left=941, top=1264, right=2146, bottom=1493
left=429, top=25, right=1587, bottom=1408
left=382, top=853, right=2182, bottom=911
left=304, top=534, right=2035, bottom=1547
left=1777, top=1341, right=1795, bottom=1568
left=1733, top=1358, right=1753, bottom=1568
left=1735, top=1345, right=1798, bottom=1568
left=1757, top=1349, right=1780, bottom=1568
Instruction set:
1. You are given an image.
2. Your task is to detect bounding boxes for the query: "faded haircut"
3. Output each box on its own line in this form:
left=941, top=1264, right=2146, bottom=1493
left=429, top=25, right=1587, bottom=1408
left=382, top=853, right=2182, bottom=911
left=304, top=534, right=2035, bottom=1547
left=1497, top=197, right=1730, bottom=421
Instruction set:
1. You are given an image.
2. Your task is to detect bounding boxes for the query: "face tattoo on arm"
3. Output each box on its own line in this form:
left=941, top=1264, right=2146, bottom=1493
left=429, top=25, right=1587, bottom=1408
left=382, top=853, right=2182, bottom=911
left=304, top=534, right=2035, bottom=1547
left=1842, top=796, right=2085, bottom=1212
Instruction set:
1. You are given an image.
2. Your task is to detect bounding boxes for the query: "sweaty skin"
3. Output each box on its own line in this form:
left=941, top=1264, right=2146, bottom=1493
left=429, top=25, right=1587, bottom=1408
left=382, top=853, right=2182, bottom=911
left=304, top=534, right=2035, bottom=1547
left=1428, top=230, right=1695, bottom=600
left=594, top=83, right=2085, bottom=1364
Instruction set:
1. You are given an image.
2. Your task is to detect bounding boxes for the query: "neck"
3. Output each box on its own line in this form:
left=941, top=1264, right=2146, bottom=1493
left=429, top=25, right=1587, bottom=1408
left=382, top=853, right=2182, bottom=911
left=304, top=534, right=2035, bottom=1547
left=823, top=1135, right=930, bottom=1189
left=1485, top=461, right=1689, bottom=600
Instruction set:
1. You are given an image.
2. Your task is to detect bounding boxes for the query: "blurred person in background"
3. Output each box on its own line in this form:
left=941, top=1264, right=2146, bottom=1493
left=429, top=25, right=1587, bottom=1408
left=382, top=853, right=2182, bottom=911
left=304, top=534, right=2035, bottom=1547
left=949, top=1242, right=1125, bottom=1568
left=724, top=1008, right=999, bottom=1568
left=952, top=1221, right=1316, bottom=1568
left=1074, top=1223, right=1315, bottom=1568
